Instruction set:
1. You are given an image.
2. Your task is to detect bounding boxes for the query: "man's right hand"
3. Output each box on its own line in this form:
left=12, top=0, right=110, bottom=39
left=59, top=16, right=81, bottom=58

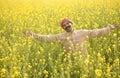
left=22, top=30, right=33, bottom=36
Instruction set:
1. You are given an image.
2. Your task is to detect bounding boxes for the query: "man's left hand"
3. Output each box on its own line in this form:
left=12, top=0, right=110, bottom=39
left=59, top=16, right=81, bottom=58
left=109, top=24, right=118, bottom=30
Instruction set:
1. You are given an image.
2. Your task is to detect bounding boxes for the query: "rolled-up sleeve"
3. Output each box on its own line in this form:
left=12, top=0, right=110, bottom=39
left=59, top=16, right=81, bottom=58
left=84, top=27, right=111, bottom=38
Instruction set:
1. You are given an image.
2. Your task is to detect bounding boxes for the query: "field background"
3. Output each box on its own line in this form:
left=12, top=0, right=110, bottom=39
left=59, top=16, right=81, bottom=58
left=0, top=0, right=120, bottom=78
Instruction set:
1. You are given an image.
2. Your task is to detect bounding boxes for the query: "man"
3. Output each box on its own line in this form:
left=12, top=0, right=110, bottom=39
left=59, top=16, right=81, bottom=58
left=22, top=18, right=117, bottom=58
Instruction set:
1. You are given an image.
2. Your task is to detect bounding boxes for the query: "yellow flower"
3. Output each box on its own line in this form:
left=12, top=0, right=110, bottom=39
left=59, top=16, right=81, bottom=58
left=45, top=74, right=48, bottom=78
left=108, top=48, right=111, bottom=52
left=34, top=69, right=37, bottom=73
left=97, top=53, right=101, bottom=57
left=84, top=59, right=89, bottom=65
left=14, top=71, right=20, bottom=76
left=37, top=51, right=40, bottom=55
left=0, top=68, right=6, bottom=77
left=43, top=69, right=49, bottom=77
left=42, top=59, right=46, bottom=65
left=28, top=65, right=32, bottom=70
left=35, top=63, right=38, bottom=66
left=10, top=34, right=15, bottom=38
left=112, top=44, right=116, bottom=48
left=114, top=58, right=119, bottom=65
left=39, top=46, right=44, bottom=52
left=103, top=37, right=107, bottom=40
left=24, top=73, right=28, bottom=78
left=61, top=68, right=64, bottom=71
left=85, top=24, right=88, bottom=28
left=8, top=47, right=12, bottom=52
left=95, top=69, right=102, bottom=77
left=65, top=71, right=68, bottom=74
left=38, top=72, right=42, bottom=76
left=53, top=69, right=57, bottom=73
left=111, top=72, right=117, bottom=78
left=43, top=70, right=48, bottom=75
left=81, top=75, right=87, bottom=78
left=113, top=33, right=117, bottom=37
left=1, top=68, right=6, bottom=74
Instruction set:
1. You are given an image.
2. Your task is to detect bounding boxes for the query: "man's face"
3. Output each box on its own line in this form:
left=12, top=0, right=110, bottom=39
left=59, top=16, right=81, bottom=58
left=62, top=22, right=73, bottom=32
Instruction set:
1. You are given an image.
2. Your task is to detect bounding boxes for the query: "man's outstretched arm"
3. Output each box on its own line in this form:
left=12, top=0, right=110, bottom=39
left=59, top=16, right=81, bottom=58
left=22, top=30, right=61, bottom=42
left=85, top=24, right=118, bottom=38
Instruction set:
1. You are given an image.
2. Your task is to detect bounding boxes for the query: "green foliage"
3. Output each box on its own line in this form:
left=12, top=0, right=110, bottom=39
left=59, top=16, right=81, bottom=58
left=0, top=0, right=120, bottom=78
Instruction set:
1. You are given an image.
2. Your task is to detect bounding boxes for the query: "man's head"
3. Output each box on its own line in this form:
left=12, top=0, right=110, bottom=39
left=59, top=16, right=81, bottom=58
left=60, top=18, right=73, bottom=32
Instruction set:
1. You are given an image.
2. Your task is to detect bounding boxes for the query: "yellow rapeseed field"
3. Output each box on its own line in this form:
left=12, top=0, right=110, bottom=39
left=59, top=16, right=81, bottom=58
left=0, top=0, right=120, bottom=78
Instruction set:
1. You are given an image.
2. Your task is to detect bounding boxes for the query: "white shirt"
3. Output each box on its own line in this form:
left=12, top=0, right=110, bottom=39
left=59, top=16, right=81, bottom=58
left=32, top=27, right=111, bottom=55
